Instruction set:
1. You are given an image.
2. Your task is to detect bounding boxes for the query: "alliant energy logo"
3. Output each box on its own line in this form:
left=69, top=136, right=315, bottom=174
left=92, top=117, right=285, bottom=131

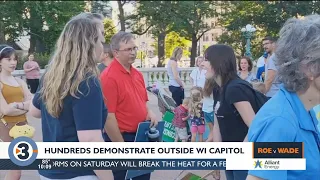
left=254, top=160, right=280, bottom=170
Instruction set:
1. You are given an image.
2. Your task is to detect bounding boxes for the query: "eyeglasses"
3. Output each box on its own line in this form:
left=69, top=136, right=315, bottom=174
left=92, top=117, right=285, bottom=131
left=118, top=46, right=138, bottom=52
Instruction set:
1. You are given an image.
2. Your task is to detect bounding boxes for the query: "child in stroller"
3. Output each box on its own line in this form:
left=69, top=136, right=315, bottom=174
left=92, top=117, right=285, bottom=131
left=146, top=82, right=192, bottom=142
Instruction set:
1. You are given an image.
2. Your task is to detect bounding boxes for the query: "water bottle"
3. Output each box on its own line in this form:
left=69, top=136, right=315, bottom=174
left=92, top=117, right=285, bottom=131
left=147, top=127, right=160, bottom=142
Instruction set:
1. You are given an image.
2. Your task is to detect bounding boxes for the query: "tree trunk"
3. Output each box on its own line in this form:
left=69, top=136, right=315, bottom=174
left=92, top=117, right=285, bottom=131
left=157, top=32, right=166, bottom=67
left=117, top=1, right=125, bottom=31
left=0, top=21, right=6, bottom=44
left=190, top=34, right=197, bottom=67
left=28, top=4, right=43, bottom=53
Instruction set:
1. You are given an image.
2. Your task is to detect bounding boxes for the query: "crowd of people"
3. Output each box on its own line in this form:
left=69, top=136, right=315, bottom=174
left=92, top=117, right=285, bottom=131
left=0, top=11, right=319, bottom=180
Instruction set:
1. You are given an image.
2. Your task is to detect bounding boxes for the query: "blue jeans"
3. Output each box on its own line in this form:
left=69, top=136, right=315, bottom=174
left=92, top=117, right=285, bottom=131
left=169, top=85, right=184, bottom=106
left=105, top=133, right=151, bottom=180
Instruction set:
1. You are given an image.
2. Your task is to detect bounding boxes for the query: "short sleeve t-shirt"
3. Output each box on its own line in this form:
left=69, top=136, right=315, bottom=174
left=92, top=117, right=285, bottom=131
left=23, top=60, right=41, bottom=79
left=265, top=54, right=281, bottom=97
left=172, top=105, right=188, bottom=128
left=248, top=87, right=320, bottom=179
left=213, top=78, right=260, bottom=142
left=190, top=68, right=206, bottom=88
left=32, top=76, right=107, bottom=179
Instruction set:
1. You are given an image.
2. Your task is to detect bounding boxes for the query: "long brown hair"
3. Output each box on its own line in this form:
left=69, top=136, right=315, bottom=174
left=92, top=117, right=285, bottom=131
left=203, top=78, right=215, bottom=97
left=204, top=45, right=238, bottom=87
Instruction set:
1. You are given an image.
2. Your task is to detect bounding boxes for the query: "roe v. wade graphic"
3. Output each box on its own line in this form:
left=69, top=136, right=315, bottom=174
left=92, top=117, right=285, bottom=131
left=0, top=137, right=306, bottom=171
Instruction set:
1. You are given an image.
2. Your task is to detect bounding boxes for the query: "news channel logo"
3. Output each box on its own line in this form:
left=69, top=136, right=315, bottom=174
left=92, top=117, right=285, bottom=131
left=8, top=137, right=38, bottom=166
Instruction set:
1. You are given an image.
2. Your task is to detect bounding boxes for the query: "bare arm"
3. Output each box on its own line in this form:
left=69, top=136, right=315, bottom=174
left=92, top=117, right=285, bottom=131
left=246, top=175, right=264, bottom=180
left=234, top=101, right=256, bottom=142
left=146, top=104, right=158, bottom=127
left=104, top=113, right=124, bottom=142
left=213, top=115, right=222, bottom=142
left=29, top=97, right=41, bottom=119
left=24, top=66, right=35, bottom=73
left=77, top=130, right=114, bottom=180
left=170, top=61, right=184, bottom=87
left=16, top=78, right=33, bottom=110
left=0, top=83, right=27, bottom=116
left=264, top=69, right=276, bottom=93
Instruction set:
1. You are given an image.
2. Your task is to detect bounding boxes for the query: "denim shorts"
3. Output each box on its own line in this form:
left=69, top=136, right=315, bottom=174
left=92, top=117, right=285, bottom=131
left=204, top=111, right=214, bottom=123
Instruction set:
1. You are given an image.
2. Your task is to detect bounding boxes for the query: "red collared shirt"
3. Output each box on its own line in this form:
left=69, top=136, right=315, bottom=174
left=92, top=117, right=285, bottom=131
left=100, top=59, right=148, bottom=133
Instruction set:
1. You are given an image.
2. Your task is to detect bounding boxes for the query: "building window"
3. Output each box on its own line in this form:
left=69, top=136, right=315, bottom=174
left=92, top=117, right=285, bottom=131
left=203, top=34, right=209, bottom=42
left=211, top=21, right=215, bottom=28
left=212, top=33, right=219, bottom=41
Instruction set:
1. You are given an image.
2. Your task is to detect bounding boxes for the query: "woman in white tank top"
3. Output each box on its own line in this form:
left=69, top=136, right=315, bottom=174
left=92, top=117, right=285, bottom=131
left=166, top=47, right=185, bottom=106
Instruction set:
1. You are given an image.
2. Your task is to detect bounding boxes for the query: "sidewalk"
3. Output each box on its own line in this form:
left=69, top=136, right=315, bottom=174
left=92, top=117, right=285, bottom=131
left=0, top=92, right=226, bottom=180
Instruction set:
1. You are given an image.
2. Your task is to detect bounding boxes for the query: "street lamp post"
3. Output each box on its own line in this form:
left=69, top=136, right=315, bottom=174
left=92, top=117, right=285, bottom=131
left=140, top=42, right=146, bottom=68
left=241, top=24, right=256, bottom=59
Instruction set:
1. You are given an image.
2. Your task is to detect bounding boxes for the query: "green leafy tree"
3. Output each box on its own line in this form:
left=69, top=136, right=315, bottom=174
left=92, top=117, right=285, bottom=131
left=103, top=18, right=116, bottom=44
left=216, top=1, right=319, bottom=60
left=91, top=1, right=112, bottom=18
left=0, top=1, right=25, bottom=43
left=129, top=1, right=177, bottom=67
left=0, top=1, right=85, bottom=53
left=152, top=31, right=191, bottom=59
left=170, top=1, right=217, bottom=66
left=202, top=44, right=209, bottom=54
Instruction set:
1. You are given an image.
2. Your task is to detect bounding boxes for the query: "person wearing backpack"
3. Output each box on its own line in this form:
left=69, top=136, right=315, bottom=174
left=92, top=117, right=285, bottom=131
left=247, top=14, right=320, bottom=180
left=201, top=44, right=268, bottom=180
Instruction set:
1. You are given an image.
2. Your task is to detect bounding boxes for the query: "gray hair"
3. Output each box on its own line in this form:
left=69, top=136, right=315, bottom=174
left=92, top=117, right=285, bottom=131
left=275, top=14, right=320, bottom=92
left=71, top=12, right=104, bottom=21
left=103, top=43, right=113, bottom=58
left=110, top=31, right=134, bottom=51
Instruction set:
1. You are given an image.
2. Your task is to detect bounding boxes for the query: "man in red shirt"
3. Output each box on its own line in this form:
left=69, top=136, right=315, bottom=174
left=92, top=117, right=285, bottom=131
left=100, top=31, right=158, bottom=180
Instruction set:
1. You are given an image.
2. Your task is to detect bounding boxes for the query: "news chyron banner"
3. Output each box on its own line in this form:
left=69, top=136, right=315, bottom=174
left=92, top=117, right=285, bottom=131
left=0, top=137, right=306, bottom=171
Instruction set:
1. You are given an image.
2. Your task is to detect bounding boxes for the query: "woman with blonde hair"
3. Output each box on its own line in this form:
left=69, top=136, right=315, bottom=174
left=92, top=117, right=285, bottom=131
left=190, top=56, right=206, bottom=88
left=0, top=45, right=33, bottom=180
left=167, top=47, right=185, bottom=105
left=29, top=13, right=114, bottom=180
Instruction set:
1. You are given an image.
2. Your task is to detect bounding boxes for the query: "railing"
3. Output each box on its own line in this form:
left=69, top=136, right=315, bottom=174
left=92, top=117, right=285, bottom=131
left=139, top=67, right=194, bottom=87
left=12, top=68, right=195, bottom=88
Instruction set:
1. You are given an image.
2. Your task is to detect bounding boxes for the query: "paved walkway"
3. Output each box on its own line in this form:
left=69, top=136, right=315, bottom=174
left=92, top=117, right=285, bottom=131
left=0, top=92, right=226, bottom=180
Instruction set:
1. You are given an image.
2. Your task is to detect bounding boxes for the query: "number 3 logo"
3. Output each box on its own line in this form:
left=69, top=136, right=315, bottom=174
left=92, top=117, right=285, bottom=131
left=8, top=137, right=38, bottom=167
left=17, top=143, right=30, bottom=160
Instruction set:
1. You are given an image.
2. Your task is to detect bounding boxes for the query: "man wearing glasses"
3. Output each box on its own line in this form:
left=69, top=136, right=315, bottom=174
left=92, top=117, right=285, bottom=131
left=100, top=31, right=158, bottom=180
left=262, top=36, right=280, bottom=98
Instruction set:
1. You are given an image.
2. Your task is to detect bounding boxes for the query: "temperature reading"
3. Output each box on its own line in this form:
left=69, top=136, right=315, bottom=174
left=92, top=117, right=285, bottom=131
left=42, top=159, right=50, bottom=164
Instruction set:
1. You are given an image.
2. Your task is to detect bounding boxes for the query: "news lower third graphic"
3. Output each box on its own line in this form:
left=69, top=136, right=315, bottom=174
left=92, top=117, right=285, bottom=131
left=8, top=137, right=38, bottom=166
left=0, top=139, right=306, bottom=171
